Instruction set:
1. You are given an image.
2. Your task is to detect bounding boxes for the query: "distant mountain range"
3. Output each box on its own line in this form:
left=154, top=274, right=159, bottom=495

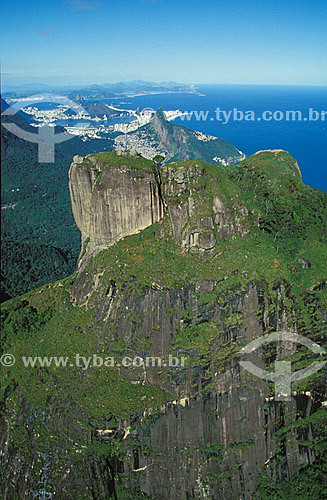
left=3, top=80, right=199, bottom=99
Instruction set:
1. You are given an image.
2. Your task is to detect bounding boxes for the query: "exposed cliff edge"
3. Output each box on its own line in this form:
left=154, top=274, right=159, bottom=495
left=1, top=148, right=327, bottom=499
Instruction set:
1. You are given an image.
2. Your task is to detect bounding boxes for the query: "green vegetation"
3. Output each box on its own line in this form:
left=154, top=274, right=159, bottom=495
left=254, top=406, right=327, bottom=500
left=0, top=275, right=171, bottom=491
left=1, top=107, right=115, bottom=301
left=115, top=483, right=149, bottom=499
left=1, top=239, right=71, bottom=299
left=0, top=281, right=171, bottom=417
left=90, top=150, right=156, bottom=172
left=173, top=321, right=221, bottom=353
left=228, top=439, right=255, bottom=450
left=232, top=151, right=327, bottom=255
left=1, top=148, right=326, bottom=498
left=1, top=120, right=81, bottom=275
left=85, top=153, right=326, bottom=298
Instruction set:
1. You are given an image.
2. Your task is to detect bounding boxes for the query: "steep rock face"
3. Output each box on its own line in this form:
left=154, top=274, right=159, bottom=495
left=69, top=152, right=164, bottom=264
left=70, top=270, right=317, bottom=500
left=69, top=155, right=252, bottom=262
left=0, top=274, right=320, bottom=499
left=129, top=391, right=315, bottom=500
left=64, top=150, right=324, bottom=499
left=0, top=397, right=118, bottom=500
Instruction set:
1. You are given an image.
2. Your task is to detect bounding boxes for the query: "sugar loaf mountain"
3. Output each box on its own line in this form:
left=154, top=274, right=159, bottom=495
left=1, top=129, right=327, bottom=498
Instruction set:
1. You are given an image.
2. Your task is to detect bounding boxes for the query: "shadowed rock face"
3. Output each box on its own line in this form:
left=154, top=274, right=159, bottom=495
left=0, top=275, right=318, bottom=500
left=69, top=153, right=164, bottom=265
left=69, top=272, right=316, bottom=500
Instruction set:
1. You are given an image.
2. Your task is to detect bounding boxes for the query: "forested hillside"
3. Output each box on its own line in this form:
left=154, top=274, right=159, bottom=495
left=1, top=97, right=114, bottom=300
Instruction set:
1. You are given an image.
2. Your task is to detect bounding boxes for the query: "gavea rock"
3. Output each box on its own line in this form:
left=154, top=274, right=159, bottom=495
left=69, top=153, right=252, bottom=263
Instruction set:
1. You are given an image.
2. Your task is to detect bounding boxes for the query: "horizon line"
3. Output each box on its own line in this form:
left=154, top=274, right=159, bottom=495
left=2, top=80, right=327, bottom=91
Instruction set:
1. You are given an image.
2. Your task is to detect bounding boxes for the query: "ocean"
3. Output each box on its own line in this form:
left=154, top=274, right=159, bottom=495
left=121, top=84, right=327, bottom=192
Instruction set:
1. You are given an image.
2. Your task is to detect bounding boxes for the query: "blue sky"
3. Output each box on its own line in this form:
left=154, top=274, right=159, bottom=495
left=1, top=0, right=327, bottom=87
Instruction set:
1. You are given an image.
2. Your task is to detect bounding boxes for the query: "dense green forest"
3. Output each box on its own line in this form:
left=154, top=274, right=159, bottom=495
left=0, top=240, right=71, bottom=301
left=1, top=97, right=115, bottom=300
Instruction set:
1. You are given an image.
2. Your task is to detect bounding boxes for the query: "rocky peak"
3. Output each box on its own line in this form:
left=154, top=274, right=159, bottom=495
left=151, top=107, right=173, bottom=149
left=114, top=107, right=245, bottom=165
left=162, top=161, right=251, bottom=252
left=152, top=107, right=167, bottom=127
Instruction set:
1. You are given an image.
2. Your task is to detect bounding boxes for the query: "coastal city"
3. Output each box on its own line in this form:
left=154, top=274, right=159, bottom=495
left=17, top=101, right=187, bottom=142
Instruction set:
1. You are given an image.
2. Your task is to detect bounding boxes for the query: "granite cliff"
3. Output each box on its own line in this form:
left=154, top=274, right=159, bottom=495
left=1, top=149, right=326, bottom=499
left=69, top=152, right=165, bottom=265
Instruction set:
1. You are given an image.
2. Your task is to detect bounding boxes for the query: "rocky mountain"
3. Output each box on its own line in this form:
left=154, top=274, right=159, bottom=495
left=83, top=101, right=124, bottom=118
left=114, top=108, right=245, bottom=165
left=69, top=152, right=165, bottom=263
left=1, top=149, right=326, bottom=499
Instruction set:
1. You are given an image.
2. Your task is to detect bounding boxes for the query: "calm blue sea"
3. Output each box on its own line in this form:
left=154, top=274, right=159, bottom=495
left=124, top=85, right=327, bottom=192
